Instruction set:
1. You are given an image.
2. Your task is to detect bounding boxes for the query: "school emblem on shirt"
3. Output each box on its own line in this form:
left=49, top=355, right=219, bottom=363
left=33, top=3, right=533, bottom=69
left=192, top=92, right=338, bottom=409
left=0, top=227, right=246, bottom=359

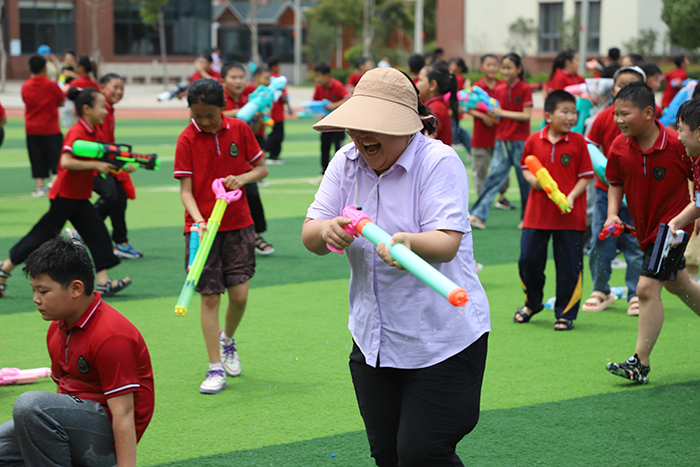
left=515, top=96, right=521, bottom=104
left=77, top=355, right=91, bottom=374
left=561, top=154, right=571, bottom=166
left=653, top=167, right=666, bottom=181
left=229, top=142, right=239, bottom=158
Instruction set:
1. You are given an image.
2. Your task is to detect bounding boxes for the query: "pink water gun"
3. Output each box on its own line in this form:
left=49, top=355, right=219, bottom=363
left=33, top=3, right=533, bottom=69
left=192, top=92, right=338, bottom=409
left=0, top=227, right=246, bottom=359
left=0, top=367, right=51, bottom=385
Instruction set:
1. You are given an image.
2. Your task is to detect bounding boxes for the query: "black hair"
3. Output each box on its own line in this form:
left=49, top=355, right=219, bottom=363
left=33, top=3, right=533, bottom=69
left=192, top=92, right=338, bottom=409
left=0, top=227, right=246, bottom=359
left=23, top=237, right=95, bottom=295
left=266, top=55, right=282, bottom=68
left=253, top=64, right=270, bottom=77
left=77, top=55, right=97, bottom=79
left=449, top=57, right=468, bottom=74
left=637, top=61, right=661, bottom=79
left=423, top=53, right=436, bottom=66
left=694, top=84, right=700, bottom=100
left=480, top=53, right=498, bottom=64
left=221, top=61, right=245, bottom=80
left=99, top=73, right=124, bottom=86
left=550, top=49, right=576, bottom=79
left=677, top=97, right=700, bottom=130
left=608, top=47, right=620, bottom=61
left=433, top=47, right=444, bottom=56
left=397, top=70, right=437, bottom=135
left=424, top=60, right=459, bottom=124
left=544, top=90, right=576, bottom=113
left=614, top=81, right=655, bottom=112
left=625, top=53, right=644, bottom=65
left=314, top=62, right=331, bottom=75
left=64, top=50, right=75, bottom=57
left=408, top=53, right=425, bottom=74
left=355, top=57, right=369, bottom=69
left=187, top=78, right=225, bottom=108
left=199, top=53, right=213, bottom=64
left=502, top=53, right=525, bottom=80
left=29, top=55, right=47, bottom=74
left=66, top=87, right=101, bottom=117
left=674, top=54, right=687, bottom=68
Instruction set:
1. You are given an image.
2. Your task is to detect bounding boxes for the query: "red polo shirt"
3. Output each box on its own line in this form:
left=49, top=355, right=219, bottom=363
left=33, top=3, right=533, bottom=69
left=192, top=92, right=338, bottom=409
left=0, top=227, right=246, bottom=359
left=471, top=76, right=502, bottom=148
left=174, top=115, right=263, bottom=233
left=585, top=105, right=620, bottom=191
left=544, top=68, right=585, bottom=94
left=347, top=72, right=362, bottom=88
left=47, top=293, right=155, bottom=442
left=493, top=78, right=532, bottom=141
left=521, top=126, right=594, bottom=231
left=270, top=72, right=287, bottom=124
left=606, top=122, right=693, bottom=249
left=189, top=70, right=221, bottom=84
left=662, top=67, right=688, bottom=109
left=242, top=83, right=266, bottom=137
left=313, top=78, right=351, bottom=104
left=69, top=75, right=100, bottom=91
left=424, top=95, right=453, bottom=146
left=96, top=102, right=116, bottom=143
left=48, top=118, right=99, bottom=200
left=21, top=75, right=64, bottom=135
left=225, top=90, right=248, bottom=111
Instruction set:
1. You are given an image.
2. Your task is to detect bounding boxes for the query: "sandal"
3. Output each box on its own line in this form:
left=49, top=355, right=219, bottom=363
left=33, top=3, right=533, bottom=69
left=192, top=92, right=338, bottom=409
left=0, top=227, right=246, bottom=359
left=627, top=296, right=640, bottom=316
left=513, top=305, right=543, bottom=323
left=96, top=278, right=132, bottom=297
left=554, top=318, right=574, bottom=331
left=582, top=290, right=617, bottom=312
left=0, top=265, right=10, bottom=298
left=255, top=236, right=275, bottom=256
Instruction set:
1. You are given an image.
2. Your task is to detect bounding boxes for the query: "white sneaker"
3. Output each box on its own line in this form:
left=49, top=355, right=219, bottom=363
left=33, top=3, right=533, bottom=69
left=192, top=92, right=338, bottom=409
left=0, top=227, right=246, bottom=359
left=31, top=187, right=47, bottom=198
left=220, top=333, right=242, bottom=377
left=199, top=369, right=227, bottom=394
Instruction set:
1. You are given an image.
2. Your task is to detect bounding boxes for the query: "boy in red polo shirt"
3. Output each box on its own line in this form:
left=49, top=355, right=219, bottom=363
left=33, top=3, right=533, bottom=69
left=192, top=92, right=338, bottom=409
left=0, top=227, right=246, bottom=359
left=514, top=91, right=593, bottom=330
left=311, top=62, right=351, bottom=183
left=605, top=82, right=700, bottom=383
left=0, top=237, right=154, bottom=466
left=174, top=79, right=268, bottom=394
left=661, top=54, right=689, bottom=109
left=267, top=55, right=291, bottom=164
left=0, top=89, right=130, bottom=299
left=22, top=55, right=65, bottom=197
left=190, top=54, right=221, bottom=83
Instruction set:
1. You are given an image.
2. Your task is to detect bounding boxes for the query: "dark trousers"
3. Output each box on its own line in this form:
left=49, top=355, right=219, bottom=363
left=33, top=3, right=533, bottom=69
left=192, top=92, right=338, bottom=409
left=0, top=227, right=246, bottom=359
left=349, top=333, right=488, bottom=467
left=93, top=174, right=128, bottom=245
left=320, top=131, right=345, bottom=173
left=245, top=182, right=266, bottom=234
left=267, top=121, right=284, bottom=160
left=26, top=134, right=63, bottom=179
left=519, top=228, right=584, bottom=320
left=9, top=197, right=120, bottom=271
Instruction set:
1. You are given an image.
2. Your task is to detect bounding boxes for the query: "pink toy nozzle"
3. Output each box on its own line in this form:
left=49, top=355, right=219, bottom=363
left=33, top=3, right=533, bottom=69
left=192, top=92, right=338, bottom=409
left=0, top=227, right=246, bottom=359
left=211, top=178, right=243, bottom=204
left=327, top=206, right=371, bottom=254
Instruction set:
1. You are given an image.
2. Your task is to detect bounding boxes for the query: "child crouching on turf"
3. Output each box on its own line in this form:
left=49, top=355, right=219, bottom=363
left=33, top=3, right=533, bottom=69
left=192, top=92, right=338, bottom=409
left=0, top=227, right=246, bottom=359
left=605, top=83, right=700, bottom=383
left=174, top=79, right=268, bottom=394
left=0, top=88, right=130, bottom=298
left=0, top=237, right=154, bottom=466
left=513, top=90, right=594, bottom=330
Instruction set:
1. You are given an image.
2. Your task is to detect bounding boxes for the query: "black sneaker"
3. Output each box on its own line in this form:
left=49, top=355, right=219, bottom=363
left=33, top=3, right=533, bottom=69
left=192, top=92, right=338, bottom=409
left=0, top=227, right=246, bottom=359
left=606, top=354, right=650, bottom=383
left=495, top=198, right=516, bottom=210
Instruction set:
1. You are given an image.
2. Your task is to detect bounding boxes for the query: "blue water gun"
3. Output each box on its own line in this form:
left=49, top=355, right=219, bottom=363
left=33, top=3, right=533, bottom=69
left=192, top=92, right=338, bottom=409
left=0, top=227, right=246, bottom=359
left=298, top=100, right=331, bottom=119
left=235, top=75, right=288, bottom=126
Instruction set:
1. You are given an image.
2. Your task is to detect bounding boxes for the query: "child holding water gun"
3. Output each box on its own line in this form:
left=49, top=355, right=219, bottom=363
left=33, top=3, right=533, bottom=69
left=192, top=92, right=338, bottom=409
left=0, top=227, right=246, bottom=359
left=266, top=55, right=291, bottom=164
left=174, top=79, right=268, bottom=394
left=514, top=91, right=593, bottom=330
left=0, top=88, right=130, bottom=298
left=470, top=53, right=533, bottom=230
left=661, top=54, right=689, bottom=110
left=605, top=82, right=700, bottom=384
left=469, top=53, right=512, bottom=208
left=416, top=60, right=457, bottom=145
left=584, top=66, right=646, bottom=315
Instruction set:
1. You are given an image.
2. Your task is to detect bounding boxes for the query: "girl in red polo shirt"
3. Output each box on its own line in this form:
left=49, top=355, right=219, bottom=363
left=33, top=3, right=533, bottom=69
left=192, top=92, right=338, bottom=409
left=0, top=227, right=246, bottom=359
left=69, top=55, right=100, bottom=91
left=417, top=60, right=458, bottom=146
left=544, top=49, right=584, bottom=98
left=0, top=88, right=130, bottom=298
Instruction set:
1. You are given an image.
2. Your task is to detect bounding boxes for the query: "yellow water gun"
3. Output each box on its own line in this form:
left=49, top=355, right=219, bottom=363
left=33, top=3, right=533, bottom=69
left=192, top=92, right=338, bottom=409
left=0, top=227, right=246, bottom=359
left=524, top=155, right=571, bottom=214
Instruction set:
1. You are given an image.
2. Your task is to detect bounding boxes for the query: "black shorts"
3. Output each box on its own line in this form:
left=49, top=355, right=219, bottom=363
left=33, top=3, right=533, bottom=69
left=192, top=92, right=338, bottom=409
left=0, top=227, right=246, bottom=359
left=26, top=133, right=63, bottom=178
left=184, top=225, right=256, bottom=295
left=640, top=239, right=688, bottom=281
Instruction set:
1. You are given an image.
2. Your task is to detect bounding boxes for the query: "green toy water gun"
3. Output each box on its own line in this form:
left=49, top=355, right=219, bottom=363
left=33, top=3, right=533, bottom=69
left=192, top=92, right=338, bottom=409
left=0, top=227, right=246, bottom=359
left=174, top=178, right=243, bottom=317
left=72, top=140, right=160, bottom=176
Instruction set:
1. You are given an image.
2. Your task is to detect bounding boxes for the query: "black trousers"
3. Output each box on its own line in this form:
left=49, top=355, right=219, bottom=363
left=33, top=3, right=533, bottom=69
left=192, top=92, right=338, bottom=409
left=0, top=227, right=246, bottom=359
left=245, top=182, right=266, bottom=234
left=26, top=134, right=63, bottom=179
left=349, top=333, right=488, bottom=467
left=93, top=174, right=129, bottom=245
left=267, top=121, right=284, bottom=160
left=320, top=131, right=345, bottom=173
left=9, top=197, right=120, bottom=271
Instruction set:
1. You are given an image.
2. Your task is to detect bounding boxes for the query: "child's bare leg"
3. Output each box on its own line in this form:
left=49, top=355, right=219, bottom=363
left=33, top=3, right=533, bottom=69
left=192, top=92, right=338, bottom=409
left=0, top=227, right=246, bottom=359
left=95, top=269, right=130, bottom=288
left=635, top=276, right=665, bottom=366
left=664, top=268, right=700, bottom=317
left=1, top=259, right=16, bottom=276
left=224, top=281, right=249, bottom=337
left=201, top=293, right=222, bottom=363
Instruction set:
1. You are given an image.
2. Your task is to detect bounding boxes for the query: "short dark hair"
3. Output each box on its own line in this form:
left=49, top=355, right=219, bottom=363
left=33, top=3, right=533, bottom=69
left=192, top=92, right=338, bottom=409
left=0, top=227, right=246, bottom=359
left=433, top=47, right=444, bottom=56
left=23, top=237, right=95, bottom=295
left=625, top=53, right=644, bottom=65
left=544, top=90, right=576, bottom=113
left=266, top=55, right=282, bottom=68
left=355, top=56, right=369, bottom=69
left=253, top=64, right=270, bottom=77
left=29, top=55, right=47, bottom=74
left=480, top=53, right=498, bottom=64
left=99, top=73, right=124, bottom=85
left=614, top=81, right=655, bottom=112
left=314, top=62, right=331, bottom=75
left=408, top=53, right=425, bottom=74
left=187, top=78, right=225, bottom=108
left=637, top=61, right=661, bottom=78
left=674, top=54, right=687, bottom=68
left=677, top=97, right=700, bottom=130
left=449, top=57, right=468, bottom=74
left=221, top=61, right=245, bottom=80
left=608, top=47, right=621, bottom=61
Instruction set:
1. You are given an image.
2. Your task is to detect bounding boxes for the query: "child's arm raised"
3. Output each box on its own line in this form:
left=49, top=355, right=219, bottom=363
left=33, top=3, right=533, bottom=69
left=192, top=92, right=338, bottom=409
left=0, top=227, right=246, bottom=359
left=489, top=106, right=531, bottom=122
left=106, top=392, right=137, bottom=467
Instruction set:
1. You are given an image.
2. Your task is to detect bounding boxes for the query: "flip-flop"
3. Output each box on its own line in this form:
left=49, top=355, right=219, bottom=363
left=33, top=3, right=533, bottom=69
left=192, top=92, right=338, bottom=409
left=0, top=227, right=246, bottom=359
left=582, top=291, right=617, bottom=312
left=96, top=278, right=132, bottom=297
left=0, top=265, right=10, bottom=298
left=627, top=296, right=640, bottom=316
left=554, top=319, right=574, bottom=331
left=513, top=306, right=542, bottom=323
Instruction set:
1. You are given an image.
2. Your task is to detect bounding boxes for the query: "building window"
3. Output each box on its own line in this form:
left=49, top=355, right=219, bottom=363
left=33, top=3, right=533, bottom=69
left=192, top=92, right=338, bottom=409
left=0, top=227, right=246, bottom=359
left=114, top=0, right=211, bottom=56
left=19, top=0, right=75, bottom=55
left=539, top=2, right=563, bottom=54
left=575, top=1, right=601, bottom=54
left=220, top=28, right=296, bottom=64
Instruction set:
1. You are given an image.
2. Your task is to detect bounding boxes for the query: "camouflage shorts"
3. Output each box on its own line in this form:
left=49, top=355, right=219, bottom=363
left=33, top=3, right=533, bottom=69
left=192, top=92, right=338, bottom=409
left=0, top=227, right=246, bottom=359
left=184, top=225, right=256, bottom=295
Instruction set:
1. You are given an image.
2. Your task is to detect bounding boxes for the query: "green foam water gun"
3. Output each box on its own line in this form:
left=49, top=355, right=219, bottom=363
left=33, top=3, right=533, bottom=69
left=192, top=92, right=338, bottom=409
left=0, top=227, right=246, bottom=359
left=72, top=140, right=160, bottom=176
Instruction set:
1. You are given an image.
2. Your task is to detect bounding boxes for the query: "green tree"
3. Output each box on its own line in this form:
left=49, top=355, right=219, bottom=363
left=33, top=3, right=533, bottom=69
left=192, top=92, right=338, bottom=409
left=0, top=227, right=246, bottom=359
left=131, top=0, right=169, bottom=87
left=506, top=17, right=538, bottom=58
left=662, top=0, right=700, bottom=50
left=622, top=28, right=658, bottom=58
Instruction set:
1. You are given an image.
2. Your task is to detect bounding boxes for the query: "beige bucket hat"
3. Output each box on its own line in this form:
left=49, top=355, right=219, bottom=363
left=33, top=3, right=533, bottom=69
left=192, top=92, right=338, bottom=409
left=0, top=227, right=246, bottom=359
left=312, top=67, right=423, bottom=136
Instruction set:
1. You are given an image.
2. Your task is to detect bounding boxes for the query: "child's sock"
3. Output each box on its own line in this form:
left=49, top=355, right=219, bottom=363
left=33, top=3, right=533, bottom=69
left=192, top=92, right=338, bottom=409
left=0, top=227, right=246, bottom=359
left=220, top=329, right=234, bottom=345
left=209, top=362, right=223, bottom=372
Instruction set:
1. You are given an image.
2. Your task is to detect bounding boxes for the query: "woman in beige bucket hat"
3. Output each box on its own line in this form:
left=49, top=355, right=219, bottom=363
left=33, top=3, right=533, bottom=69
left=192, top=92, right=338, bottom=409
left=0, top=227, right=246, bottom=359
left=302, top=67, right=491, bottom=466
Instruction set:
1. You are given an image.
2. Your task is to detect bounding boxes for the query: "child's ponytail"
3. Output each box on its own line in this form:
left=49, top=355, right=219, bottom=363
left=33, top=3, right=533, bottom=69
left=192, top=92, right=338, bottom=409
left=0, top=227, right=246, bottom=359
left=448, top=73, right=459, bottom=124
